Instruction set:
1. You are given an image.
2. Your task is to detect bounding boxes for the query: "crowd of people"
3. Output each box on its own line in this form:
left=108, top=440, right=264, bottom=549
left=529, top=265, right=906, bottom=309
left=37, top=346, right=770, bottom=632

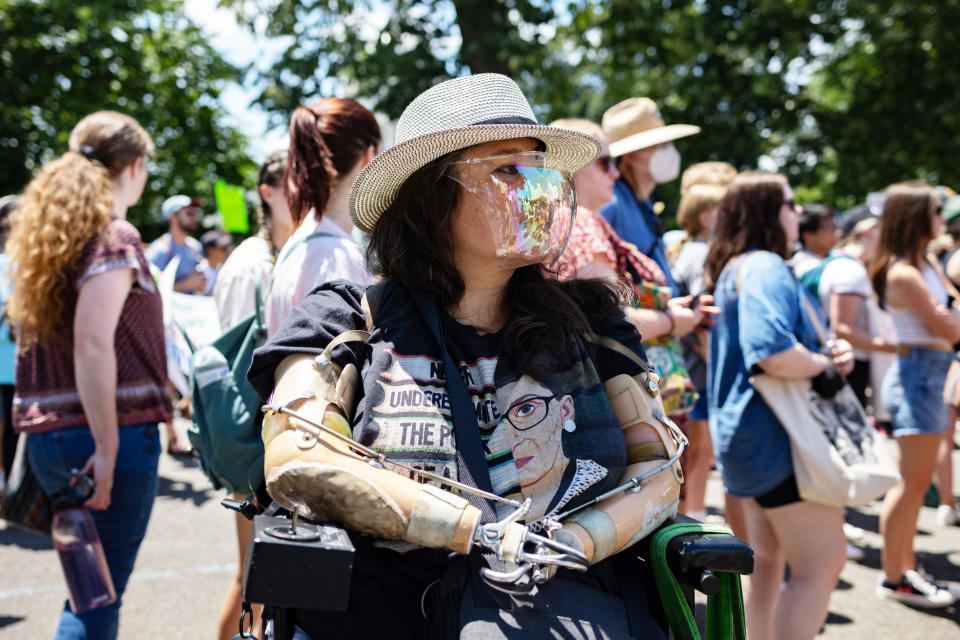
left=0, top=71, right=957, bottom=640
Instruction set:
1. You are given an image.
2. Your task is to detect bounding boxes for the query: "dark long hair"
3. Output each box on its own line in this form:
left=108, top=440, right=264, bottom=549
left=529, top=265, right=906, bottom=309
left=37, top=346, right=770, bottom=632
left=256, top=149, right=287, bottom=252
left=366, top=150, right=623, bottom=378
left=284, top=98, right=381, bottom=226
left=703, top=171, right=789, bottom=292
left=868, top=181, right=939, bottom=308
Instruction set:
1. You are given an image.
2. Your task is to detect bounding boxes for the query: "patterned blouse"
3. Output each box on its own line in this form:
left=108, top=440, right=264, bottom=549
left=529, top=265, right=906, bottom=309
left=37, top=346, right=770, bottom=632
left=556, top=206, right=667, bottom=287
left=14, top=219, right=173, bottom=433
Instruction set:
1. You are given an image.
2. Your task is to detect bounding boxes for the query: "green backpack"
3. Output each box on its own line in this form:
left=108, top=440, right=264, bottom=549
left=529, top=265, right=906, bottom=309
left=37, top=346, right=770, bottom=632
left=186, top=282, right=267, bottom=494
left=184, top=230, right=343, bottom=494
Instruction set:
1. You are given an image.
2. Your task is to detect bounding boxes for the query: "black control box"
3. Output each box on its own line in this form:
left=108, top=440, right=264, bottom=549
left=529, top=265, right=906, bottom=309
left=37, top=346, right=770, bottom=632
left=242, top=514, right=355, bottom=611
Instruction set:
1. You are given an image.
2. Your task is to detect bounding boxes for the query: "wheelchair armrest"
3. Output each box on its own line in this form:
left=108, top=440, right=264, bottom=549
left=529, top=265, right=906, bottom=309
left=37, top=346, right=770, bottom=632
left=642, top=514, right=754, bottom=597
left=666, top=513, right=754, bottom=576
left=666, top=532, right=754, bottom=577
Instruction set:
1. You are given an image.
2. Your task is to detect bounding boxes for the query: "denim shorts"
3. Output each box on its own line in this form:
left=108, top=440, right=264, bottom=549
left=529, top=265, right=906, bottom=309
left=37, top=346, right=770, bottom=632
left=882, top=347, right=953, bottom=437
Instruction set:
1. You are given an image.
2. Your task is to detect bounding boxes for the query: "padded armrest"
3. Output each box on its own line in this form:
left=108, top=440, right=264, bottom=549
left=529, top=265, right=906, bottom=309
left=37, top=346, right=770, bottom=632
left=665, top=513, right=754, bottom=576
left=638, top=516, right=754, bottom=598
left=666, top=533, right=754, bottom=576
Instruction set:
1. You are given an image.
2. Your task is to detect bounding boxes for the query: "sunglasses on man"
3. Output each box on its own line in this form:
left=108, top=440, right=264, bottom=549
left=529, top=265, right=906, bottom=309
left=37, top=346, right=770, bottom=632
left=594, top=155, right=616, bottom=173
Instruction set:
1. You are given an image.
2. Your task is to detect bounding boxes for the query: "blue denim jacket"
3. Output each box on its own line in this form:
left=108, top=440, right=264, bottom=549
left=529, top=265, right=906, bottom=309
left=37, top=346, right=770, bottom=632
left=599, top=179, right=676, bottom=290
left=706, top=251, right=823, bottom=497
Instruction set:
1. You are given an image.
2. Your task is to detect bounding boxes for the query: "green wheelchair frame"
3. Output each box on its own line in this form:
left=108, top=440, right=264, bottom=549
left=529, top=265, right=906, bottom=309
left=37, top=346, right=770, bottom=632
left=648, top=520, right=752, bottom=640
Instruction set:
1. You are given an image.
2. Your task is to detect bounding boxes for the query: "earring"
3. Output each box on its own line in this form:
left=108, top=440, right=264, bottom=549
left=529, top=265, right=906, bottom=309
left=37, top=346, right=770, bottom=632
left=563, top=419, right=576, bottom=433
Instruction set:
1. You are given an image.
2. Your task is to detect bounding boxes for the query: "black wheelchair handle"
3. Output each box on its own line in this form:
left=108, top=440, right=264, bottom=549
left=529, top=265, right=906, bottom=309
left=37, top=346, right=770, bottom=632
left=221, top=498, right=259, bottom=521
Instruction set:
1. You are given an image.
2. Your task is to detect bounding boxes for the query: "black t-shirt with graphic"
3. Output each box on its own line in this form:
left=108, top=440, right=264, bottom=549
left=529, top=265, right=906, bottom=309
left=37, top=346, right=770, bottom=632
left=247, top=279, right=650, bottom=635
left=249, top=279, right=647, bottom=524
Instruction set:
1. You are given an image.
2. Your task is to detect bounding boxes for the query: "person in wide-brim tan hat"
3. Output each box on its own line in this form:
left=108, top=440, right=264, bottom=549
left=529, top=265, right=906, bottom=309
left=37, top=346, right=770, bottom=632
left=596, top=97, right=700, bottom=289
left=602, top=97, right=700, bottom=158
left=349, top=73, right=601, bottom=233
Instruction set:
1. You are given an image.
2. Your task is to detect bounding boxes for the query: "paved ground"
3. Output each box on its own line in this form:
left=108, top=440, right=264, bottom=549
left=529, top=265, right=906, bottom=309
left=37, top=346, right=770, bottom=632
left=1, top=419, right=958, bottom=639
left=697, top=446, right=960, bottom=640
left=1, top=419, right=236, bottom=639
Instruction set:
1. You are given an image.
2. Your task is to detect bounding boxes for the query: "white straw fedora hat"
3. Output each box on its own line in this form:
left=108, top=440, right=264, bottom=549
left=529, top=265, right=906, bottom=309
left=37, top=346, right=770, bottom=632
left=602, top=98, right=700, bottom=158
left=349, top=73, right=602, bottom=233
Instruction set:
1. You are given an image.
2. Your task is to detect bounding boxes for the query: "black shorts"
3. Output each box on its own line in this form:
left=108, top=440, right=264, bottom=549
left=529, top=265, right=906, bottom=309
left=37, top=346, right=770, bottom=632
left=755, top=474, right=801, bottom=509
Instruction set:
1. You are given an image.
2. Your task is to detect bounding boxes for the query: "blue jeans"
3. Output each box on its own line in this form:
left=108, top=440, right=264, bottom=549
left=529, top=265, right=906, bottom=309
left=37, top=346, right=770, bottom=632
left=28, top=424, right=160, bottom=640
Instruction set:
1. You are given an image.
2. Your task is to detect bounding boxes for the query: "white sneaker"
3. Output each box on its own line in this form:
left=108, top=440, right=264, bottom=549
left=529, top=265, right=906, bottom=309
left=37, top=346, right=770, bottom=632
left=876, top=570, right=957, bottom=608
left=916, top=566, right=960, bottom=600
left=936, top=505, right=959, bottom=526
left=843, top=522, right=866, bottom=542
left=943, top=584, right=960, bottom=600
left=846, top=542, right=865, bottom=562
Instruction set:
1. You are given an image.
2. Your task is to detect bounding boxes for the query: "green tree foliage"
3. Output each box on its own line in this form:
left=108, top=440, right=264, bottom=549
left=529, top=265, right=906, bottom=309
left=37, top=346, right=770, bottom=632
left=542, top=0, right=843, bottom=209
left=228, top=0, right=559, bottom=123
left=0, top=0, right=254, bottom=237
left=238, top=0, right=959, bottom=213
left=805, top=0, right=960, bottom=207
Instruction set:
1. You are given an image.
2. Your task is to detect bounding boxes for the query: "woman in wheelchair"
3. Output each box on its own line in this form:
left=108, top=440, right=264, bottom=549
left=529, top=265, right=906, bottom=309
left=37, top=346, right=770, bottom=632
left=248, top=74, right=690, bottom=639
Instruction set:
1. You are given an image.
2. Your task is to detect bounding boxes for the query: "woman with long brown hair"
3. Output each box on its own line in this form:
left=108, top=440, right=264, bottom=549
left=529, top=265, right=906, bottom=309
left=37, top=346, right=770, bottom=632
left=869, top=181, right=959, bottom=607
left=265, top=98, right=381, bottom=334
left=7, top=111, right=171, bottom=638
left=249, top=74, right=683, bottom=639
left=704, top=172, right=852, bottom=639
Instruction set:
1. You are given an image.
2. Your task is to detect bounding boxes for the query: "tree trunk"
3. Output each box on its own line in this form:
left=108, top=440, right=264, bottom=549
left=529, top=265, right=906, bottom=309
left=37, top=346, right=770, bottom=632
left=451, top=0, right=512, bottom=75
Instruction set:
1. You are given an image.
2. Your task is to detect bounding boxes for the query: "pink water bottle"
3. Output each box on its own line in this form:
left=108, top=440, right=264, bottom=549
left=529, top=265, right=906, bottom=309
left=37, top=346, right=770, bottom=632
left=51, top=491, right=116, bottom=613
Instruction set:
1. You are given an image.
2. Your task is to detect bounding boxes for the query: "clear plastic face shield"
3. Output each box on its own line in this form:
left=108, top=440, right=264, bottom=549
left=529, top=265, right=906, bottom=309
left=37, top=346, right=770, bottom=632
left=447, top=151, right=577, bottom=269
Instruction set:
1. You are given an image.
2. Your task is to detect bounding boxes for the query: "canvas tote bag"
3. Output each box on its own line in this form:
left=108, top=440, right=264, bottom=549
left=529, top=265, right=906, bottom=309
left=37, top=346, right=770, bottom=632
left=735, top=251, right=900, bottom=507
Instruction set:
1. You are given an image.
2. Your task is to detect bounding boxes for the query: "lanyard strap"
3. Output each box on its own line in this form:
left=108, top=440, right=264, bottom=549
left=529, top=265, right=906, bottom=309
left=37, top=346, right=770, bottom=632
left=638, top=199, right=663, bottom=258
left=252, top=278, right=264, bottom=330
left=274, top=230, right=340, bottom=270
left=408, top=289, right=497, bottom=522
left=268, top=230, right=341, bottom=298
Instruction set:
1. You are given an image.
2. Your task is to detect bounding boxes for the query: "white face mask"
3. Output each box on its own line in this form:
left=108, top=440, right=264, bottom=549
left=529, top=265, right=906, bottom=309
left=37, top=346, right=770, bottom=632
left=648, top=143, right=681, bottom=184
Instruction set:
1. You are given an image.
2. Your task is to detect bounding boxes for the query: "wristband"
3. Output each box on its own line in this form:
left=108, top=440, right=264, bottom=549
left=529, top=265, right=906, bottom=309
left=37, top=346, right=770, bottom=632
left=662, top=309, right=676, bottom=336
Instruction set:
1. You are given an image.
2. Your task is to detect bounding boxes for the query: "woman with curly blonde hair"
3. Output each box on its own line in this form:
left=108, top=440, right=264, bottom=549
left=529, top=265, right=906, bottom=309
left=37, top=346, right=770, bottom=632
left=7, top=111, right=172, bottom=638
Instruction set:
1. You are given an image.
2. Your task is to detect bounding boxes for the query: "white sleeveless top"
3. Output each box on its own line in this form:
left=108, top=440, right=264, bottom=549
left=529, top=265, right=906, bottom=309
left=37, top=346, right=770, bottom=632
left=887, top=262, right=950, bottom=347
